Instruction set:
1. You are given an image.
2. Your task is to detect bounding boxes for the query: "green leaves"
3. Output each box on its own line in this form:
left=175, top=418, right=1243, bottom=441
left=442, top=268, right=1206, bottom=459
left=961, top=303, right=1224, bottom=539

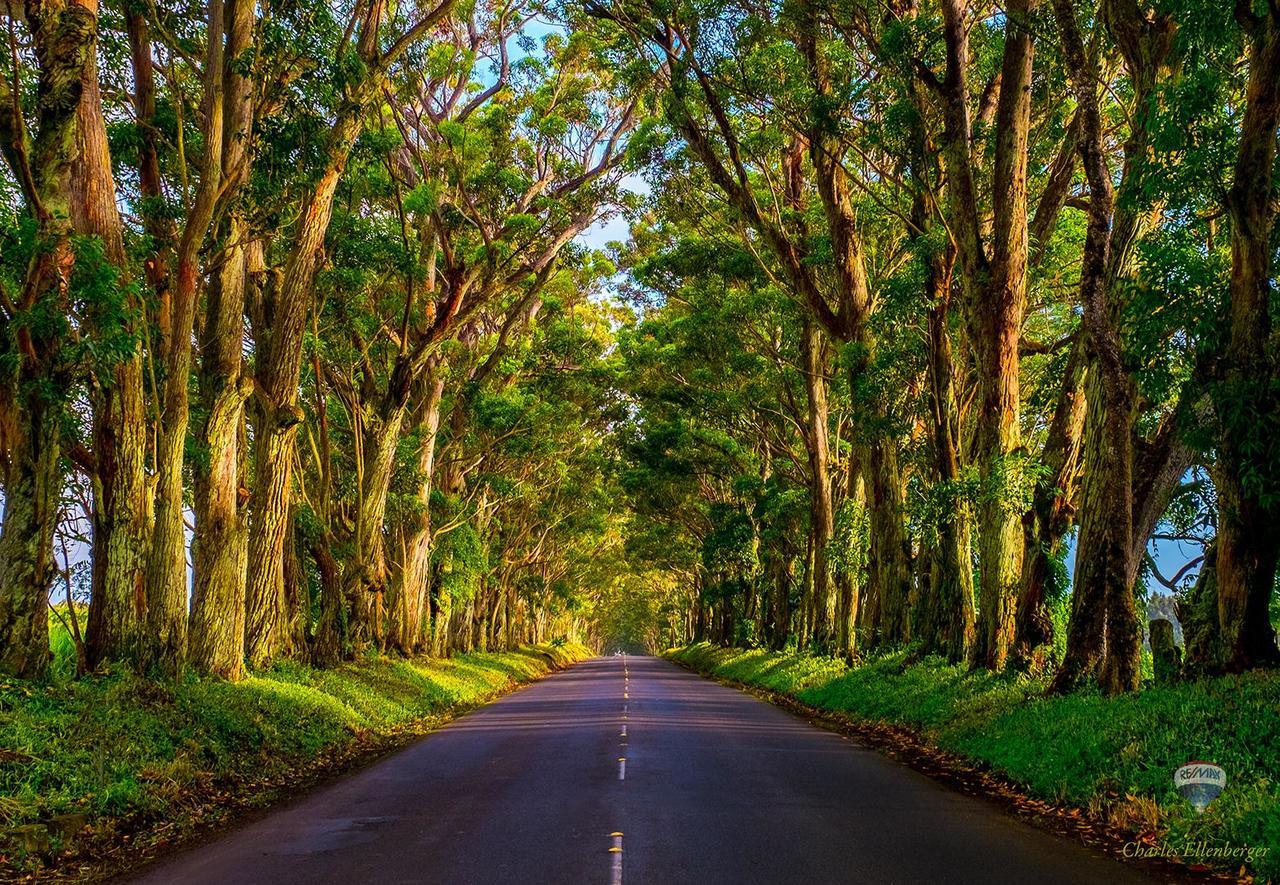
left=403, top=182, right=440, bottom=215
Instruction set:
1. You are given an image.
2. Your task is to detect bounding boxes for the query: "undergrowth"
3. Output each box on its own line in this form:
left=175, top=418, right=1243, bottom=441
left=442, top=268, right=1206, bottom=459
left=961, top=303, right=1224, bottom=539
left=0, top=637, right=590, bottom=876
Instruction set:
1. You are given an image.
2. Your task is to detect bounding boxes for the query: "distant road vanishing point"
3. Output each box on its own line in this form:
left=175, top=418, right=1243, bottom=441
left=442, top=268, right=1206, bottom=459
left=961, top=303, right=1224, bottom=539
left=128, top=656, right=1159, bottom=885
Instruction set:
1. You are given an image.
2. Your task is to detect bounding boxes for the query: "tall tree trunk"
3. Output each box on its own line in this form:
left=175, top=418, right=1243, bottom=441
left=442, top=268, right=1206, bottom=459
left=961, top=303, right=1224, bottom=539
left=348, top=409, right=408, bottom=650
left=188, top=232, right=253, bottom=679
left=1051, top=0, right=1179, bottom=692
left=800, top=318, right=834, bottom=650
left=431, top=558, right=451, bottom=657
left=905, top=92, right=974, bottom=662
left=145, top=0, right=235, bottom=674
left=1053, top=374, right=1139, bottom=693
left=970, top=0, right=1036, bottom=671
left=73, top=50, right=150, bottom=671
left=246, top=108, right=364, bottom=668
left=1050, top=0, right=1141, bottom=695
left=0, top=0, right=99, bottom=679
left=1212, top=9, right=1280, bottom=671
left=834, top=464, right=863, bottom=659
left=188, top=0, right=256, bottom=679
left=938, top=0, right=1036, bottom=670
left=860, top=434, right=912, bottom=646
left=765, top=551, right=791, bottom=650
left=0, top=400, right=61, bottom=679
left=919, top=253, right=975, bottom=662
left=391, top=376, right=445, bottom=655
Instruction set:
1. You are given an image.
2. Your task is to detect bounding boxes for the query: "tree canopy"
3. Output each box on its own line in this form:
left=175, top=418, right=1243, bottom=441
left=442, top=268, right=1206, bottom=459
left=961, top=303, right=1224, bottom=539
left=0, top=0, right=1277, bottom=692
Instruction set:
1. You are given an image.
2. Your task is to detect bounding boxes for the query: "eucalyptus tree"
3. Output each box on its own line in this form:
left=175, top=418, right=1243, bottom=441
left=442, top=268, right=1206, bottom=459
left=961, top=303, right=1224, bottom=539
left=297, top=7, right=641, bottom=656
left=588, top=0, right=923, bottom=650
left=617, top=209, right=835, bottom=648
left=598, top=0, right=1280, bottom=691
left=1210, top=0, right=1280, bottom=670
left=243, top=0, right=459, bottom=669
left=0, top=0, right=109, bottom=678
left=1174, top=0, right=1280, bottom=673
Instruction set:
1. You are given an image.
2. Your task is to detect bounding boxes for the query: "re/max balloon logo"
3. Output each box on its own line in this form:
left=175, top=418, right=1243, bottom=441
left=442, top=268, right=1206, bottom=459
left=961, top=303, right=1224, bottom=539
left=1174, top=762, right=1226, bottom=813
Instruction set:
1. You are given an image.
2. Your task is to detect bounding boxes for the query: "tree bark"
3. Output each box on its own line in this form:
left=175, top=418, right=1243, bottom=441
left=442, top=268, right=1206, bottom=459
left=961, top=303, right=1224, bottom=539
left=145, top=0, right=237, bottom=674
left=390, top=375, right=446, bottom=655
left=187, top=0, right=256, bottom=678
left=246, top=105, right=364, bottom=667
left=0, top=0, right=99, bottom=679
left=972, top=0, right=1036, bottom=671
left=1015, top=337, right=1086, bottom=666
left=919, top=250, right=975, bottom=662
left=347, top=408, right=407, bottom=650
left=1050, top=0, right=1141, bottom=695
left=0, top=400, right=61, bottom=679
left=188, top=245, right=253, bottom=679
left=938, top=0, right=1036, bottom=670
left=860, top=434, right=912, bottom=646
left=800, top=318, right=834, bottom=650
left=1212, top=8, right=1280, bottom=671
left=72, top=48, right=150, bottom=671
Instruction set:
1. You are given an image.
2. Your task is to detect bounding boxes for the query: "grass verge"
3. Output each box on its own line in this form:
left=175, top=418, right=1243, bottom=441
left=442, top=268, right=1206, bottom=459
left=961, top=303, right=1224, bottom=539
left=669, top=643, right=1279, bottom=882
left=0, top=641, right=591, bottom=881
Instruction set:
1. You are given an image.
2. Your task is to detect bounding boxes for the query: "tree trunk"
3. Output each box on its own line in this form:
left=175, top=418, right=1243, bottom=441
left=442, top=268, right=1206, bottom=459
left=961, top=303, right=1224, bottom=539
left=1050, top=0, right=1141, bottom=694
left=800, top=318, right=834, bottom=650
left=1212, top=11, right=1280, bottom=671
left=145, top=0, right=235, bottom=674
left=765, top=552, right=791, bottom=650
left=246, top=112, right=362, bottom=668
left=1052, top=373, right=1139, bottom=694
left=431, top=559, right=452, bottom=657
left=348, top=409, right=408, bottom=650
left=0, top=0, right=99, bottom=680
left=391, top=376, right=445, bottom=655
left=860, top=435, right=912, bottom=647
left=310, top=532, right=346, bottom=666
left=1016, top=337, right=1086, bottom=666
left=245, top=408, right=303, bottom=666
left=919, top=260, right=975, bottom=662
left=188, top=245, right=253, bottom=678
left=971, top=0, right=1036, bottom=671
left=0, top=396, right=61, bottom=679
left=834, top=466, right=863, bottom=658
left=73, top=51, right=150, bottom=671
left=187, top=0, right=256, bottom=678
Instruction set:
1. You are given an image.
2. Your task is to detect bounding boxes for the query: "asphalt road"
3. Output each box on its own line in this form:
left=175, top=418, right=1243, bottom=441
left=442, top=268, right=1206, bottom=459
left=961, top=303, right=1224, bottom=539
left=129, top=655, right=1158, bottom=885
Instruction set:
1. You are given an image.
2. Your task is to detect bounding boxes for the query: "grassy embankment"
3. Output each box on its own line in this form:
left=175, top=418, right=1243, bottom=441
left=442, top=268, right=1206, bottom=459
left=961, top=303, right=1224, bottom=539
left=670, top=643, right=1279, bottom=880
left=1, top=621, right=591, bottom=878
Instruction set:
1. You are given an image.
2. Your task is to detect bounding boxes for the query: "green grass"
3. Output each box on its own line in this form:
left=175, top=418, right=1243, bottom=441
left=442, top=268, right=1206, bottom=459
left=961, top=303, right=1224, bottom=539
left=0, top=635, right=590, bottom=873
left=670, top=643, right=1280, bottom=879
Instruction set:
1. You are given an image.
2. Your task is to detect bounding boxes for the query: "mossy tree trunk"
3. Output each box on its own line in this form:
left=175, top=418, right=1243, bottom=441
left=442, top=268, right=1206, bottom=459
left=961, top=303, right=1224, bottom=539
left=73, top=47, right=150, bottom=671
left=390, top=376, right=446, bottom=655
left=919, top=249, right=975, bottom=663
left=0, top=0, right=98, bottom=680
left=188, top=0, right=256, bottom=680
left=1210, top=7, right=1280, bottom=672
left=800, top=317, right=834, bottom=651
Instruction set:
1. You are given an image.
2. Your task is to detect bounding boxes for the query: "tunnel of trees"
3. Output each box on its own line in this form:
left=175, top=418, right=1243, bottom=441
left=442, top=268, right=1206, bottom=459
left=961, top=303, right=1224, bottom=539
left=0, top=0, right=1277, bottom=695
